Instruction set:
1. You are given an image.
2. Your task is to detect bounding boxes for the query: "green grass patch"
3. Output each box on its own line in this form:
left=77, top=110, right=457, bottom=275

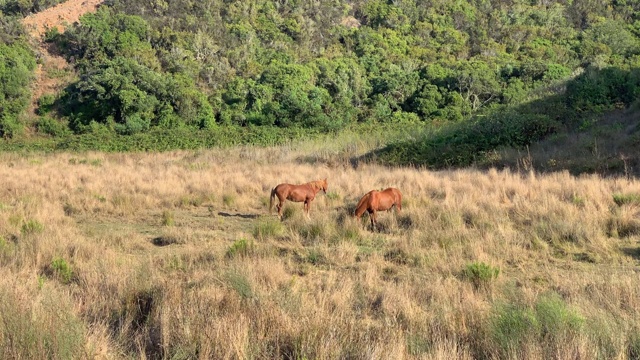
left=486, top=292, right=584, bottom=359
left=225, top=270, right=254, bottom=300
left=50, top=257, right=74, bottom=284
left=253, top=218, right=285, bottom=240
left=462, top=262, right=500, bottom=289
left=613, top=193, right=640, bottom=206
left=21, top=219, right=44, bottom=235
left=225, top=238, right=254, bottom=259
left=161, top=210, right=175, bottom=226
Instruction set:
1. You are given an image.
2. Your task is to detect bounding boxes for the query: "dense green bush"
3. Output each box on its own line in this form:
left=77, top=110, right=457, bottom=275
left=4, top=0, right=640, bottom=157
left=0, top=41, right=36, bottom=138
left=566, top=66, right=640, bottom=113
left=0, top=0, right=66, bottom=16
left=378, top=109, right=558, bottom=168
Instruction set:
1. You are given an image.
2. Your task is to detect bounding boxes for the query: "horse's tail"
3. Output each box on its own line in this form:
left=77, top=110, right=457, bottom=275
left=269, top=187, right=276, bottom=214
left=354, top=191, right=371, bottom=218
left=395, top=189, right=403, bottom=212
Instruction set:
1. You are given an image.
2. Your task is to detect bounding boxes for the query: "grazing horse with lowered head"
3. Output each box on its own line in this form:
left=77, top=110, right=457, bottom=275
left=270, top=179, right=328, bottom=218
left=354, top=187, right=402, bottom=230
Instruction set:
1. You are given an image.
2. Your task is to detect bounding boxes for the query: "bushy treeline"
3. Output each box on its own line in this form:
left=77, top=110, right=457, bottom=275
left=0, top=0, right=66, bottom=16
left=0, top=14, right=36, bottom=138
left=44, top=0, right=640, bottom=132
left=4, top=0, right=640, bottom=154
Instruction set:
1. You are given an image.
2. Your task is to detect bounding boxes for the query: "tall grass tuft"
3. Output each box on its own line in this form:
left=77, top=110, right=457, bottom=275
left=0, top=287, right=85, bottom=359
left=253, top=218, right=285, bottom=240
left=226, top=238, right=254, bottom=259
left=462, top=262, right=500, bottom=290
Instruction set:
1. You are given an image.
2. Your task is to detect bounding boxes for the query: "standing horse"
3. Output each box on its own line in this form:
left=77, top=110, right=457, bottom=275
left=270, top=179, right=328, bottom=218
left=354, top=187, right=402, bottom=230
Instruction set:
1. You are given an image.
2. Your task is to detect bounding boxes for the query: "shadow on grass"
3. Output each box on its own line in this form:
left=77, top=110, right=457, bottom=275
left=217, top=211, right=259, bottom=219
left=621, top=247, right=640, bottom=260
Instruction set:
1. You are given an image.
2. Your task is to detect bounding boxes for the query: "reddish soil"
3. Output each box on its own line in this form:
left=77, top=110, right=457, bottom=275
left=21, top=0, right=104, bottom=116
left=22, top=0, right=103, bottom=39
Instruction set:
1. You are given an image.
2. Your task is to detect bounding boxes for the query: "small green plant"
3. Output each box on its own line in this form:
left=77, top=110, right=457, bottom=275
left=0, top=236, right=12, bottom=259
left=167, top=255, right=185, bottom=272
left=37, top=275, right=46, bottom=290
left=306, top=248, right=326, bottom=265
left=570, top=194, right=585, bottom=207
left=253, top=219, right=285, bottom=240
left=613, top=193, right=640, bottom=206
left=535, top=293, right=584, bottom=341
left=177, top=196, right=202, bottom=207
left=21, top=219, right=44, bottom=235
left=226, top=238, right=254, bottom=259
left=486, top=292, right=584, bottom=358
left=489, top=303, right=540, bottom=357
left=326, top=191, right=340, bottom=201
left=282, top=206, right=297, bottom=220
left=298, top=223, right=327, bottom=242
left=162, top=210, right=175, bottom=226
left=51, top=257, right=73, bottom=284
left=225, top=270, right=254, bottom=299
left=462, top=262, right=500, bottom=289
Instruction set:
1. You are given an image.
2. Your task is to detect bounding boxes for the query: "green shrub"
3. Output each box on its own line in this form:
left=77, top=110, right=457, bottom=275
left=298, top=223, right=327, bottom=242
left=225, top=270, right=254, bottom=299
left=281, top=206, right=297, bottom=220
left=378, top=110, right=557, bottom=168
left=305, top=248, right=326, bottom=265
left=21, top=219, right=44, bottom=235
left=535, top=293, right=584, bottom=342
left=485, top=293, right=584, bottom=359
left=50, top=257, right=73, bottom=284
left=489, top=303, right=540, bottom=356
left=0, top=236, right=13, bottom=261
left=613, top=193, right=640, bottom=206
left=225, top=238, right=254, bottom=259
left=462, top=262, right=500, bottom=289
left=325, top=191, right=340, bottom=201
left=253, top=219, right=285, bottom=240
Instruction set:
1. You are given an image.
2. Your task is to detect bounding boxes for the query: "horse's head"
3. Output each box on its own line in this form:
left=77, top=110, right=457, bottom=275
left=321, top=178, right=328, bottom=194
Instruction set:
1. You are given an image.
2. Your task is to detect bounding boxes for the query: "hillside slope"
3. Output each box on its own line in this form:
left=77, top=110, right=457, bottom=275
left=21, top=0, right=103, bottom=115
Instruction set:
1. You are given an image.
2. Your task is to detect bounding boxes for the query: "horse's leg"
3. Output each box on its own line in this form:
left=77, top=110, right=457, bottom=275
left=304, top=200, right=310, bottom=218
left=277, top=196, right=285, bottom=218
left=370, top=210, right=376, bottom=231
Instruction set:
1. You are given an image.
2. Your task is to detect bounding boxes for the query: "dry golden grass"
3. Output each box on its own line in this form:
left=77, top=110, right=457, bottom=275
left=0, top=147, right=639, bottom=359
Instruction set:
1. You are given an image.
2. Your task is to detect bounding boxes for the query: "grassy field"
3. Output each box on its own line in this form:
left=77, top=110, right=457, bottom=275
left=0, top=143, right=639, bottom=359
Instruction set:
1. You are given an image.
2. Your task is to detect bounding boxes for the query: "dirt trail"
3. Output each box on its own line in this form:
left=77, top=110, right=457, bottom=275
left=21, top=0, right=104, bottom=115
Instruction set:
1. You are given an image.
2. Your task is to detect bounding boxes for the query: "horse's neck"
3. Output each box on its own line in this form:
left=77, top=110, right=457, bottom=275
left=355, top=192, right=371, bottom=217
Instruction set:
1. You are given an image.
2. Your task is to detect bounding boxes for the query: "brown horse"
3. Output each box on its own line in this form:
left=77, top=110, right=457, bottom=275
left=270, top=179, right=328, bottom=218
left=354, top=187, right=402, bottom=230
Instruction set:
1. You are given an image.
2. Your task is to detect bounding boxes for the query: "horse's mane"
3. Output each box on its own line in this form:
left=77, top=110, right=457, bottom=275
left=307, top=179, right=325, bottom=190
